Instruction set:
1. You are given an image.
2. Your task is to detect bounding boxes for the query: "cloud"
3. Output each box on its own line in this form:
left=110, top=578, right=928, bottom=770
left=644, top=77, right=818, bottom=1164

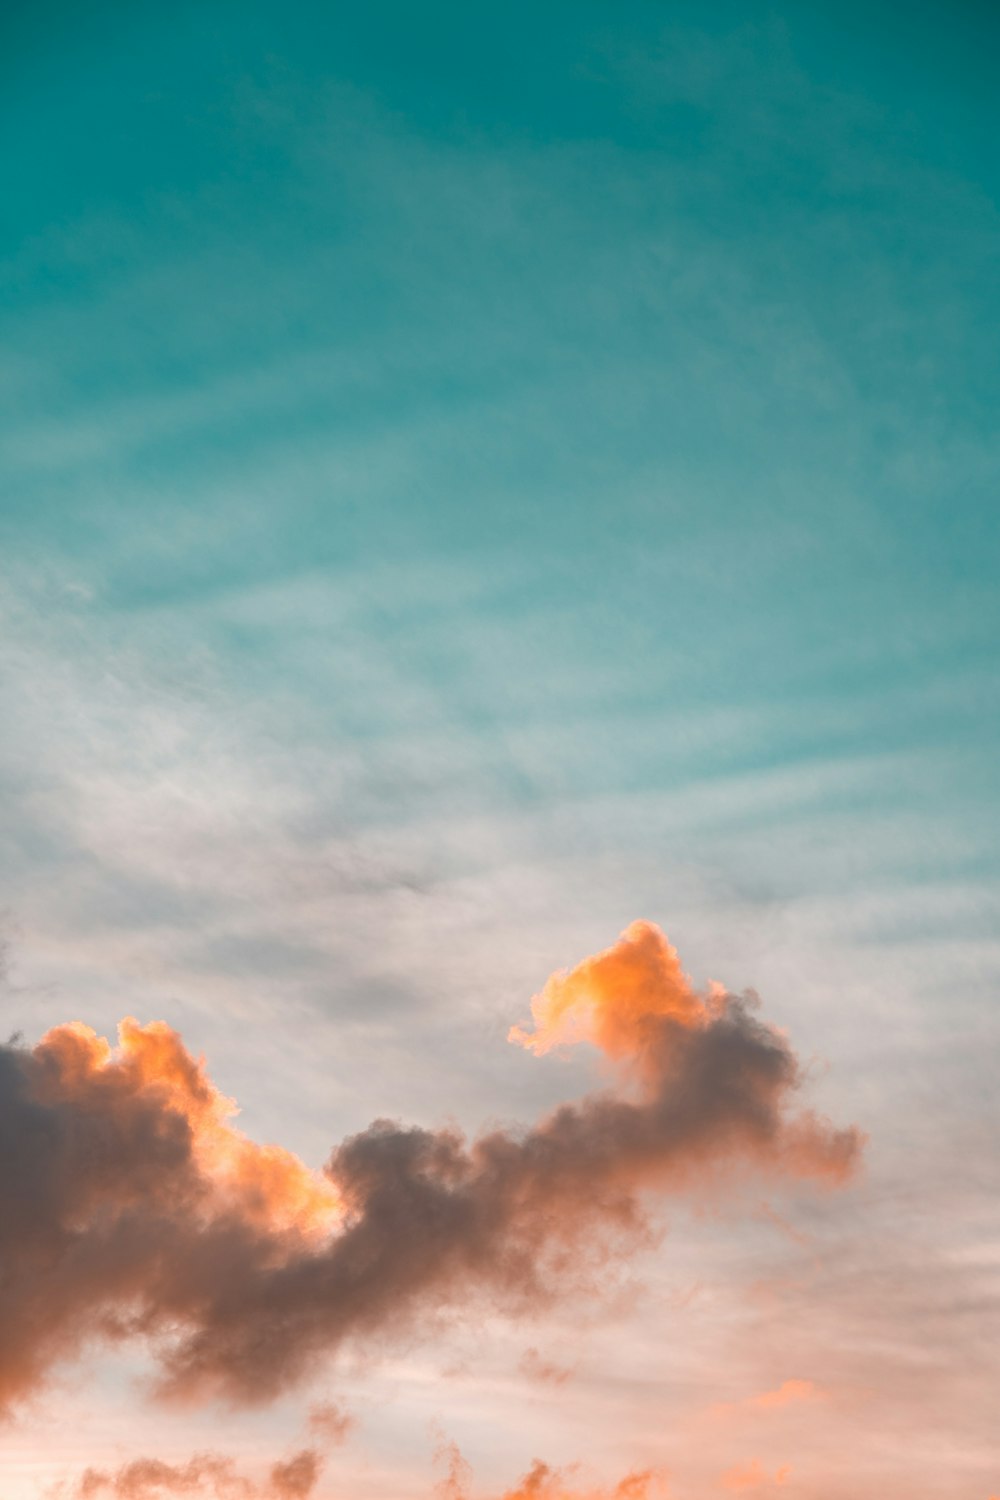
left=508, top=919, right=708, bottom=1068
left=495, top=1460, right=662, bottom=1500
left=518, top=1347, right=572, bottom=1387
left=0, top=922, right=861, bottom=1411
left=306, top=1399, right=356, bottom=1445
left=63, top=1449, right=322, bottom=1499
left=67, top=1443, right=661, bottom=1500
left=711, top=1378, right=820, bottom=1421
left=748, top=1380, right=816, bottom=1412
left=719, top=1460, right=791, bottom=1493
left=435, top=1444, right=665, bottom=1500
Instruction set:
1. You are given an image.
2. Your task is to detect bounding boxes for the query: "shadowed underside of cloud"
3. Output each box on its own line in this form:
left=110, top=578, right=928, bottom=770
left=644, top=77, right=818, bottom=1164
left=0, top=921, right=862, bottom=1411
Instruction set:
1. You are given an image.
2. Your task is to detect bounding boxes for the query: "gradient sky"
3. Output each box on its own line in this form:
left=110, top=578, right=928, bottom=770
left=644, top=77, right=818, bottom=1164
left=1, top=2, right=998, bottom=1497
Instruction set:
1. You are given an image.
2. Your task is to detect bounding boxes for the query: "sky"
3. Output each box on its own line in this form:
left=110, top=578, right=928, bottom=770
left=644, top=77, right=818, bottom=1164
left=1, top=1, right=998, bottom=1497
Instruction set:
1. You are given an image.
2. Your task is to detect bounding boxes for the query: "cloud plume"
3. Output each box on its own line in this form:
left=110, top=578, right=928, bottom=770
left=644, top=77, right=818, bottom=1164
left=0, top=921, right=862, bottom=1411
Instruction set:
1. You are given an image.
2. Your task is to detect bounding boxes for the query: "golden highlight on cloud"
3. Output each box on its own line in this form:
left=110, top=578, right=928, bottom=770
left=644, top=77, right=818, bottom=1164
left=0, top=922, right=861, bottom=1411
left=509, top=921, right=707, bottom=1071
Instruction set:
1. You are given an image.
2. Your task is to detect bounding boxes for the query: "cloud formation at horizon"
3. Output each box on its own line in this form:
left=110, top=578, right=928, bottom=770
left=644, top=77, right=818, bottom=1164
left=60, top=1441, right=663, bottom=1500
left=0, top=921, right=860, bottom=1415
left=62, top=1450, right=323, bottom=1500
left=435, top=1442, right=664, bottom=1500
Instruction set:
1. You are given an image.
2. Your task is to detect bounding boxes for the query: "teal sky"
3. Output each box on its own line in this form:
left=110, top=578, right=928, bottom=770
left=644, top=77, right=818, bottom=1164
left=1, top=4, right=999, bottom=1497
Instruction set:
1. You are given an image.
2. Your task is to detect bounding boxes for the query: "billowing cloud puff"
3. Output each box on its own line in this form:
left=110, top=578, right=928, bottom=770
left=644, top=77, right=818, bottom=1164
left=0, top=922, right=862, bottom=1411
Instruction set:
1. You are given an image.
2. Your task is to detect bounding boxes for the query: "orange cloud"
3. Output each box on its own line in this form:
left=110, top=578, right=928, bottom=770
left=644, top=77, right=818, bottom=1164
left=500, top=1461, right=661, bottom=1500
left=306, top=1399, right=355, bottom=1445
left=719, top=1460, right=791, bottom=1492
left=33, top=1017, right=341, bottom=1239
left=749, top=1380, right=816, bottom=1411
left=68, top=1445, right=666, bottom=1500
left=509, top=921, right=706, bottom=1079
left=436, top=1445, right=665, bottom=1500
left=0, top=922, right=862, bottom=1411
left=712, top=1378, right=820, bottom=1421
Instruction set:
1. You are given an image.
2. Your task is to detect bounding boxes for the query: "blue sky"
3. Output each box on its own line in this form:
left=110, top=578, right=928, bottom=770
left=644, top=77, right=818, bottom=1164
left=1, top=4, right=999, bottom=1498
